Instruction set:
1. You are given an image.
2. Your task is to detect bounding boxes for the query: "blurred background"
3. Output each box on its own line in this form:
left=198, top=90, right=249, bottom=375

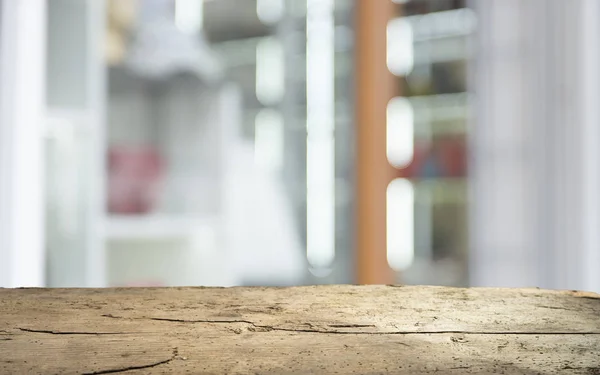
left=1, top=0, right=599, bottom=292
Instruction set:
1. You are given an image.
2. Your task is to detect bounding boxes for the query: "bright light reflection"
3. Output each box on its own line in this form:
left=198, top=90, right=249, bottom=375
left=256, top=37, right=284, bottom=105
left=387, top=18, right=414, bottom=76
left=387, top=97, right=414, bottom=168
left=387, top=178, right=415, bottom=271
left=257, top=0, right=284, bottom=24
left=254, top=108, right=284, bottom=173
left=175, top=0, right=203, bottom=34
left=306, top=0, right=335, bottom=270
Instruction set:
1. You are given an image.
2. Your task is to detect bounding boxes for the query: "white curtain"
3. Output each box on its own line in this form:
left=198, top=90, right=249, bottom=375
left=470, top=0, right=600, bottom=292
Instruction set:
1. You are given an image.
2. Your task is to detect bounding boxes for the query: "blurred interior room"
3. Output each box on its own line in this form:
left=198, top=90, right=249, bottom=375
left=1, top=0, right=599, bottom=293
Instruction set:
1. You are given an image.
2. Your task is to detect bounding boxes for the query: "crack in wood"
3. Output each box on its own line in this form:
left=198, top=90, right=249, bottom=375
left=18, top=328, right=138, bottom=335
left=328, top=324, right=376, bottom=328
left=100, top=314, right=600, bottom=335
left=82, top=348, right=178, bottom=374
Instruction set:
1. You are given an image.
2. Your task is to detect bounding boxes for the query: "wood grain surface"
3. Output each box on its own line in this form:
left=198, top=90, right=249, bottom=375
left=1, top=285, right=599, bottom=374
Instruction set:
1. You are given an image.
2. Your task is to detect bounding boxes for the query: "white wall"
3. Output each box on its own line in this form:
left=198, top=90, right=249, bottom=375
left=0, top=0, right=47, bottom=287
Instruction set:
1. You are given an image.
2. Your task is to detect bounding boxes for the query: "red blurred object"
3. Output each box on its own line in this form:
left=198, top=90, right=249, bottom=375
left=400, top=136, right=467, bottom=178
left=438, top=136, right=467, bottom=177
left=107, top=146, right=163, bottom=214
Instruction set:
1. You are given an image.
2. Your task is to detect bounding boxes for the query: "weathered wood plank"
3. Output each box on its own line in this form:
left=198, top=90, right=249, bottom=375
left=0, top=285, right=599, bottom=374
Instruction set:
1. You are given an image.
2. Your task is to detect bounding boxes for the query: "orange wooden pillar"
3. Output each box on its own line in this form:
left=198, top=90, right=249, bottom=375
left=355, top=0, right=397, bottom=284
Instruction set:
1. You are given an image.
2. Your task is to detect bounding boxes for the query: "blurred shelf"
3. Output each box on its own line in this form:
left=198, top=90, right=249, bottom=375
left=413, top=35, right=473, bottom=65
left=212, top=36, right=267, bottom=68
left=410, top=92, right=471, bottom=136
left=411, top=177, right=468, bottom=205
left=408, top=92, right=470, bottom=106
left=105, top=214, right=216, bottom=241
left=402, top=8, right=477, bottom=41
left=203, top=0, right=271, bottom=43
